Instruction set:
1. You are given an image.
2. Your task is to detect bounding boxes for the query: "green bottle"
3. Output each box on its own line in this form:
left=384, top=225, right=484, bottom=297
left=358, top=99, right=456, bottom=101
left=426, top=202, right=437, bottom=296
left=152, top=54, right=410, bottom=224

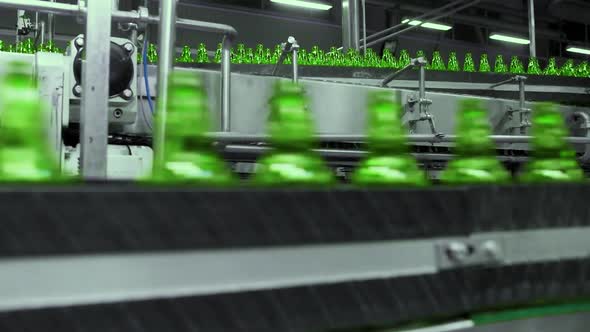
left=271, top=44, right=282, bottom=64
left=543, top=57, right=559, bottom=76
left=254, top=81, right=334, bottom=186
left=232, top=43, right=246, bottom=64
left=264, top=48, right=273, bottom=64
left=398, top=49, right=411, bottom=67
left=17, top=38, right=35, bottom=54
left=527, top=57, right=542, bottom=75
left=560, top=59, right=576, bottom=77
left=195, top=43, right=210, bottom=64
left=309, top=45, right=322, bottom=65
left=213, top=43, right=222, bottom=64
left=297, top=49, right=308, bottom=66
left=576, top=61, right=589, bottom=78
left=479, top=54, right=491, bottom=73
left=382, top=49, right=398, bottom=68
left=0, top=40, right=4, bottom=52
left=44, top=40, right=61, bottom=53
left=520, top=103, right=583, bottom=183
left=7, top=45, right=15, bottom=53
left=365, top=48, right=380, bottom=67
left=0, top=62, right=60, bottom=182
left=463, top=53, right=475, bottom=72
left=175, top=45, right=193, bottom=63
left=509, top=56, right=525, bottom=74
left=147, top=43, right=158, bottom=64
left=345, top=48, right=361, bottom=67
left=440, top=99, right=510, bottom=184
left=316, top=49, right=326, bottom=66
left=254, top=44, right=266, bottom=64
left=151, top=70, right=234, bottom=185
left=416, top=50, right=430, bottom=69
left=329, top=47, right=345, bottom=66
left=352, top=91, right=427, bottom=186
left=447, top=51, right=460, bottom=71
left=430, top=51, right=446, bottom=71
left=244, top=47, right=255, bottom=64
left=494, top=55, right=507, bottom=73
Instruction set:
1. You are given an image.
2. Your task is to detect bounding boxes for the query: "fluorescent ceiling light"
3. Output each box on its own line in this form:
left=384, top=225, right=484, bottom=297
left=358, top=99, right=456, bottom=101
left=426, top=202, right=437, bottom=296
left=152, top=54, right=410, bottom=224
left=270, top=0, right=332, bottom=10
left=489, top=33, right=530, bottom=45
left=401, top=19, right=452, bottom=31
left=567, top=46, right=590, bottom=55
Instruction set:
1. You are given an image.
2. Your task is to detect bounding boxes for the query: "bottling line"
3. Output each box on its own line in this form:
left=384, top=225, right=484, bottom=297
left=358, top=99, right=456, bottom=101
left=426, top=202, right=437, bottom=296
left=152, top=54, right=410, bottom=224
left=0, top=0, right=590, bottom=331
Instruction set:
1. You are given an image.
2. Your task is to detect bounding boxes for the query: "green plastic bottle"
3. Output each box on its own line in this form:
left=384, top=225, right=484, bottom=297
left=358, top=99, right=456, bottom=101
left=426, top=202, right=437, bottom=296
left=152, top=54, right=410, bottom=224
left=520, top=103, right=583, bottom=183
left=479, top=54, right=491, bottom=73
left=254, top=81, right=334, bottom=186
left=576, top=61, right=589, bottom=78
left=271, top=44, right=282, bottom=64
left=195, top=43, right=210, bottom=64
left=151, top=70, right=234, bottom=185
left=463, top=53, right=475, bottom=72
left=447, top=51, right=460, bottom=71
left=560, top=59, right=576, bottom=77
left=213, top=43, right=222, bottom=64
left=232, top=43, right=247, bottom=64
left=147, top=43, right=158, bottom=64
left=430, top=51, right=446, bottom=71
left=244, top=47, right=255, bottom=64
left=344, top=48, right=361, bottom=67
left=254, top=44, right=266, bottom=64
left=365, top=48, right=380, bottom=67
left=264, top=48, right=273, bottom=64
left=527, top=57, right=542, bottom=75
left=398, top=49, right=411, bottom=67
left=440, top=99, right=510, bottom=184
left=352, top=91, right=427, bottom=186
left=0, top=40, right=4, bottom=52
left=494, top=55, right=507, bottom=73
left=509, top=56, right=525, bottom=74
left=0, top=62, right=60, bottom=182
left=176, top=45, right=194, bottom=63
left=382, top=49, right=398, bottom=68
left=309, top=45, right=322, bottom=65
left=18, top=38, right=35, bottom=54
left=543, top=57, right=559, bottom=76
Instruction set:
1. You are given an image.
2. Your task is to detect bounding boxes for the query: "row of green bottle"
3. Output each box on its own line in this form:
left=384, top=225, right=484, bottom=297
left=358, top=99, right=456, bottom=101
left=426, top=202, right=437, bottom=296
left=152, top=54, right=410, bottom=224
left=140, top=42, right=589, bottom=78
left=152, top=70, right=584, bottom=186
left=0, top=38, right=63, bottom=54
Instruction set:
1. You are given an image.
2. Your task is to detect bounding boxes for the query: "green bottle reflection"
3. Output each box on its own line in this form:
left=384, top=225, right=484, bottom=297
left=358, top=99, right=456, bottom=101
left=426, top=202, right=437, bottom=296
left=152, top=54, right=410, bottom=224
left=0, top=62, right=60, bottom=182
left=430, top=51, right=446, bottom=71
left=195, top=43, right=210, bottom=64
left=352, top=91, right=428, bottom=187
left=509, top=56, right=525, bottom=74
left=526, top=57, right=542, bottom=75
left=560, top=59, right=576, bottom=77
left=440, top=99, right=510, bottom=184
left=150, top=70, right=234, bottom=185
left=447, top=51, right=460, bottom=71
left=520, top=103, right=583, bottom=183
left=479, top=54, right=491, bottom=73
left=176, top=45, right=194, bottom=63
left=543, top=57, right=559, bottom=76
left=463, top=53, right=475, bottom=72
left=254, top=81, right=334, bottom=186
left=494, top=55, right=507, bottom=73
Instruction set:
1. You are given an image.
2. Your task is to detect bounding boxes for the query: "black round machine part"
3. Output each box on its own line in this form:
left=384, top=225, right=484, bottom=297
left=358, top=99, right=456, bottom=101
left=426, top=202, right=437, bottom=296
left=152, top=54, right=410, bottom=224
left=73, top=41, right=134, bottom=97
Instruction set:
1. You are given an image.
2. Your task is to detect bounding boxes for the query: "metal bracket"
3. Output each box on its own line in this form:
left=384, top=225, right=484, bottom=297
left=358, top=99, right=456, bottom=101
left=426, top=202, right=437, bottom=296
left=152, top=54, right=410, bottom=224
left=436, top=239, right=504, bottom=270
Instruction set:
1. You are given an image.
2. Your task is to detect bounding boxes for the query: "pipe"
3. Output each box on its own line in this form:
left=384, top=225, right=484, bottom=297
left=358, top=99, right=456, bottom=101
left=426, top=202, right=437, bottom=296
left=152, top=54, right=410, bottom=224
left=364, top=0, right=482, bottom=49
left=419, top=63, right=426, bottom=100
left=361, top=0, right=467, bottom=44
left=342, top=0, right=360, bottom=51
left=361, top=0, right=367, bottom=55
left=528, top=0, right=536, bottom=58
left=381, top=62, right=414, bottom=87
left=292, top=48, right=299, bottom=84
left=154, top=0, right=177, bottom=164
left=221, top=36, right=232, bottom=132
left=47, top=0, right=54, bottom=41
left=0, top=0, right=80, bottom=15
left=38, top=20, right=44, bottom=45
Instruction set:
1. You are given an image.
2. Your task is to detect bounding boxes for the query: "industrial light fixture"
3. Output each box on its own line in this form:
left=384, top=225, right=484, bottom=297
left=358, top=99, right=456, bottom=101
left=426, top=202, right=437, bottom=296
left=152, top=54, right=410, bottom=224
left=566, top=46, right=590, bottom=55
left=489, top=33, right=530, bottom=45
left=270, top=0, right=333, bottom=10
left=401, top=19, right=452, bottom=31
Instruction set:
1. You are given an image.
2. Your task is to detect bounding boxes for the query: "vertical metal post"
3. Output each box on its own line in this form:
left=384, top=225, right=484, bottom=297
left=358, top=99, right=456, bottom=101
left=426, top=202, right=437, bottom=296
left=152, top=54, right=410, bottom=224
left=527, top=0, right=536, bottom=58
left=155, top=0, right=177, bottom=162
left=39, top=20, right=45, bottom=45
left=361, top=0, right=366, bottom=55
left=419, top=64, right=426, bottom=100
left=518, top=77, right=527, bottom=135
left=292, top=48, right=298, bottom=83
left=80, top=0, right=113, bottom=179
left=221, top=36, right=232, bottom=132
left=341, top=0, right=360, bottom=52
left=47, top=0, right=55, bottom=42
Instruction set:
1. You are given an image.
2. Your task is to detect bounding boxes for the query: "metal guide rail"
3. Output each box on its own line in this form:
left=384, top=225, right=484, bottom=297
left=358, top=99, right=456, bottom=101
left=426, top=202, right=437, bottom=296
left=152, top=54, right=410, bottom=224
left=0, top=183, right=589, bottom=332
